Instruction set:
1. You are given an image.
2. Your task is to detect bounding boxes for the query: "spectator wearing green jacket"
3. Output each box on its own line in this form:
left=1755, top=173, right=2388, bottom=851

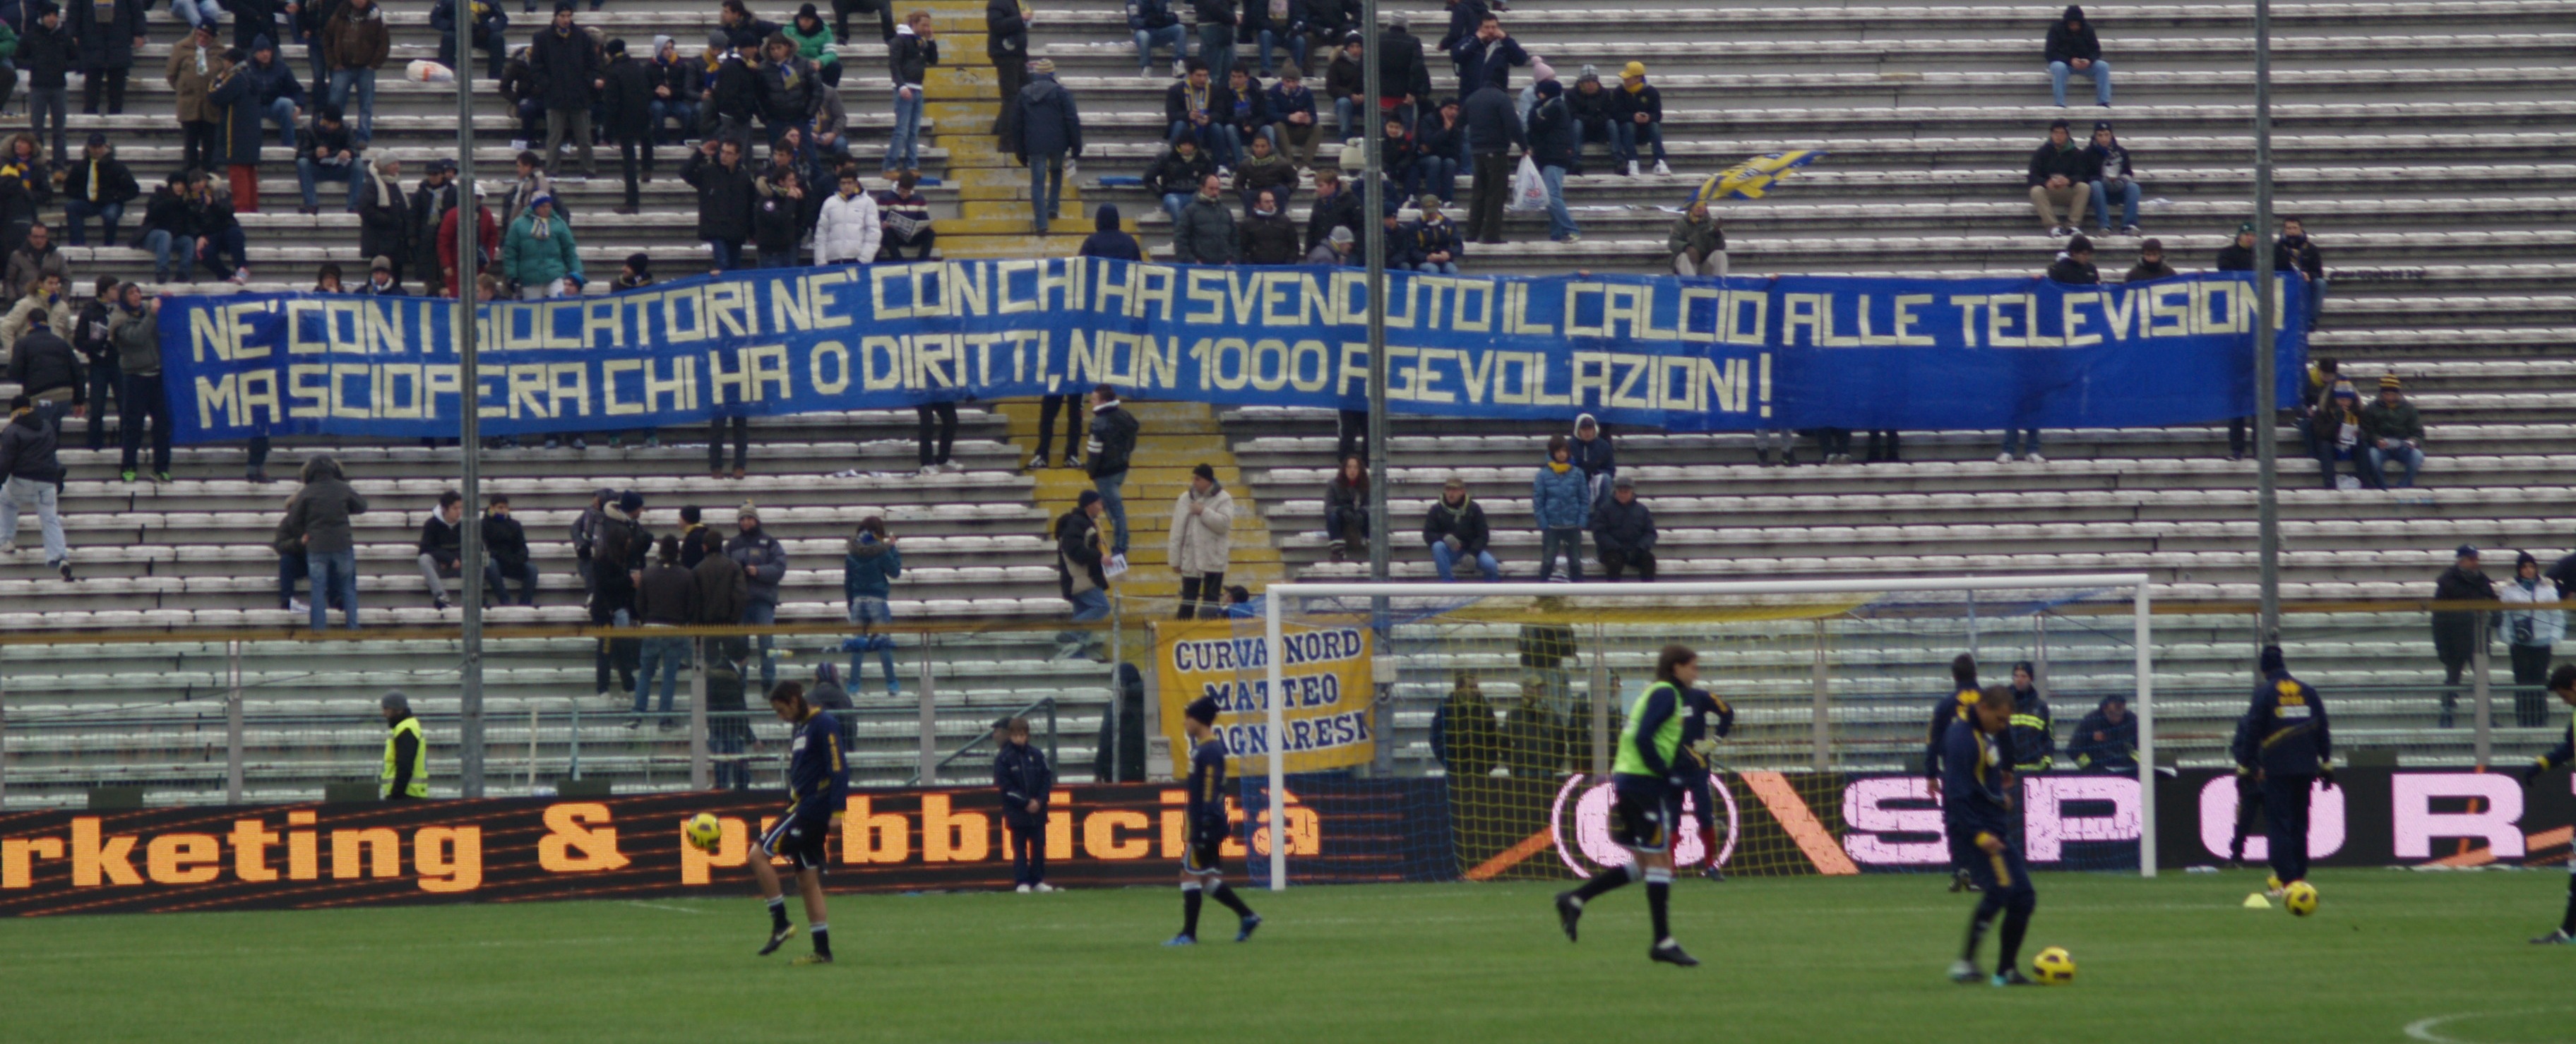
left=2359, top=372, right=2424, bottom=488
left=501, top=192, right=582, bottom=298
left=785, top=4, right=842, bottom=85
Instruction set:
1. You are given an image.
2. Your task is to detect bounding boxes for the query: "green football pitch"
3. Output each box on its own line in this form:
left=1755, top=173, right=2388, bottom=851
left=6, top=870, right=2569, bottom=1043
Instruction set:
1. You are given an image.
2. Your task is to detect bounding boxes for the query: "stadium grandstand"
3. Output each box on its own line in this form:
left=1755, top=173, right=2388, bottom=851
left=0, top=0, right=2568, bottom=819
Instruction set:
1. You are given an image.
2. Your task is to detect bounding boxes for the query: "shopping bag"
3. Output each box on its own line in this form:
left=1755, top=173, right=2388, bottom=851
left=1507, top=154, right=1547, bottom=212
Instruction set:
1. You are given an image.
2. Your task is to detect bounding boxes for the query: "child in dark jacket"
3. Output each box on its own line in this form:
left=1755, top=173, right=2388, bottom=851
left=993, top=716, right=1056, bottom=892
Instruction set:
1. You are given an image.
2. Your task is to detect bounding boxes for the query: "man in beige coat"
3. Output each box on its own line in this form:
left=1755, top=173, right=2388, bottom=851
left=1168, top=462, right=1234, bottom=620
left=165, top=23, right=229, bottom=173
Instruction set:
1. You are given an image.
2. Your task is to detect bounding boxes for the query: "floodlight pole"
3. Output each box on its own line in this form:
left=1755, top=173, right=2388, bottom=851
left=1361, top=0, right=1390, bottom=608
left=2251, top=0, right=2281, bottom=644
left=456, top=59, right=487, bottom=798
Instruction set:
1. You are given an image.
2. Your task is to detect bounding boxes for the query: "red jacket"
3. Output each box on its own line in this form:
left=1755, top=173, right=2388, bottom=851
left=438, top=205, right=501, bottom=296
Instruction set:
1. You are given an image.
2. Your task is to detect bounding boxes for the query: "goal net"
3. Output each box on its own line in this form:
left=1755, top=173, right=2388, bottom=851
left=1208, top=575, right=2157, bottom=889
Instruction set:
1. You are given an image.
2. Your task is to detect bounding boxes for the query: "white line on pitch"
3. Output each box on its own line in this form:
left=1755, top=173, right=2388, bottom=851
left=626, top=901, right=705, bottom=915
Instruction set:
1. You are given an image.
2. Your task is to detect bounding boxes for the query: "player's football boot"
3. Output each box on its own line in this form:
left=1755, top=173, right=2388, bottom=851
left=2532, top=929, right=2573, bottom=945
left=1648, top=940, right=1699, bottom=967
left=1993, top=968, right=2037, bottom=986
left=1948, top=959, right=1983, bottom=983
left=1554, top=891, right=1584, bottom=942
left=1163, top=934, right=1198, bottom=947
left=790, top=952, right=833, bottom=966
left=1235, top=914, right=1262, bottom=942
left=757, top=924, right=797, bottom=956
left=1701, top=863, right=1727, bottom=882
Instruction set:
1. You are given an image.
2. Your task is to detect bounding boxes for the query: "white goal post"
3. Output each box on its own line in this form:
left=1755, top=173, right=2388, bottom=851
left=1260, top=574, right=2157, bottom=889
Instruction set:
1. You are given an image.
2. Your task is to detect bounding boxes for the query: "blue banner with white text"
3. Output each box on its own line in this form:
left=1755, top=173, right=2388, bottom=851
left=159, top=260, right=2306, bottom=444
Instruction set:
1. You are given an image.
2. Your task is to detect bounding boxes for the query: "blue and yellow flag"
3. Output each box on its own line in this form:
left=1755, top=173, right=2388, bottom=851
left=1690, top=150, right=1826, bottom=203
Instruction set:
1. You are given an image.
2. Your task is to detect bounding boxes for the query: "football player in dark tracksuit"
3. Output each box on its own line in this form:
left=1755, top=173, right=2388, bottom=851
left=1676, top=683, right=1735, bottom=881
left=2229, top=645, right=2334, bottom=894
left=752, top=681, right=847, bottom=965
left=1926, top=654, right=2010, bottom=892
left=994, top=715, right=1056, bottom=892
left=1947, top=685, right=2039, bottom=986
left=1169, top=696, right=1260, bottom=945
left=2518, top=664, right=2576, bottom=944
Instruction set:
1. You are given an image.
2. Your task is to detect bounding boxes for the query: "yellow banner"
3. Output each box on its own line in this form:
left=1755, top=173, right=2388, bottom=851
left=1154, top=617, right=1375, bottom=774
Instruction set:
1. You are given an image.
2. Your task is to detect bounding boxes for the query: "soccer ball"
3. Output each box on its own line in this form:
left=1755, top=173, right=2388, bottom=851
left=684, top=813, right=723, bottom=852
left=2283, top=880, right=2318, bottom=917
left=2032, top=947, right=2076, bottom=985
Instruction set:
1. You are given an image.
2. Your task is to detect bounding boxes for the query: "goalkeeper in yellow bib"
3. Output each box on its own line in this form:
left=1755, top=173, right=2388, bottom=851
left=1554, top=644, right=1703, bottom=966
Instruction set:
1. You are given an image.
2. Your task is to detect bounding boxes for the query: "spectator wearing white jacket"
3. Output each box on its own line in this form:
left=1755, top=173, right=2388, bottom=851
left=1168, top=462, right=1234, bottom=620
left=815, top=169, right=883, bottom=265
left=2501, top=550, right=2565, bottom=728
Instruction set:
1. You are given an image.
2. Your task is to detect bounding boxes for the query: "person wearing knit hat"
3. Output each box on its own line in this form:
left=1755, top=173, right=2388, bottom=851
left=1611, top=60, right=1669, bottom=176
left=1426, top=472, right=1498, bottom=582
left=1053, top=489, right=1111, bottom=659
left=1528, top=76, right=1580, bottom=242
left=1169, top=462, right=1233, bottom=619
left=1566, top=64, right=1612, bottom=174
left=2499, top=550, right=2565, bottom=728
left=2431, top=546, right=2493, bottom=728
left=502, top=186, right=581, bottom=300
left=2044, top=5, right=2111, bottom=107
left=2231, top=642, right=2328, bottom=896
left=785, top=4, right=841, bottom=86
left=2360, top=371, right=2424, bottom=488
left=2215, top=222, right=2258, bottom=270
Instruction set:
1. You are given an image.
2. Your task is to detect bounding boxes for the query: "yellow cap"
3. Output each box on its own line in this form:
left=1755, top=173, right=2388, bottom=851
left=1622, top=61, right=1647, bottom=78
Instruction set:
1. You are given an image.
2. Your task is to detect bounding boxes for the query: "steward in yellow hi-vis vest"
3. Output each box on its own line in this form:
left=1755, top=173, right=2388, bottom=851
left=380, top=691, right=428, bottom=799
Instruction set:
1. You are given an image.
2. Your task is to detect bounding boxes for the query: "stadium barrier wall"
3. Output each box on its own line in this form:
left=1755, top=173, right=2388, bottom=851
left=161, top=260, right=2306, bottom=443
left=6, top=767, right=2566, bottom=915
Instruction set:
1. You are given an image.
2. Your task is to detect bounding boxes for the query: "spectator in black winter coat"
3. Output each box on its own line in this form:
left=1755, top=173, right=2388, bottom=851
left=684, top=137, right=758, bottom=271
left=718, top=0, right=781, bottom=52
left=0, top=393, right=71, bottom=578
left=1163, top=61, right=1239, bottom=167
left=9, top=309, right=80, bottom=407
left=2087, top=121, right=2139, bottom=235
left=1077, top=203, right=1143, bottom=260
left=531, top=4, right=601, bottom=178
left=704, top=35, right=763, bottom=141
left=1565, top=66, right=1614, bottom=172
left=986, top=0, right=1028, bottom=138
left=1590, top=476, right=1654, bottom=581
left=20, top=4, right=75, bottom=162
left=1569, top=413, right=1614, bottom=503
left=292, top=104, right=364, bottom=215
left=1412, top=97, right=1465, bottom=201
left=1323, top=454, right=1366, bottom=554
left=406, top=160, right=460, bottom=296
left=1323, top=32, right=1365, bottom=136
left=498, top=45, right=543, bottom=140
left=647, top=36, right=699, bottom=145
left=2431, top=546, right=2497, bottom=728
left=1144, top=137, right=1215, bottom=224
left=70, top=0, right=143, bottom=114
left=135, top=174, right=192, bottom=283
left=2026, top=118, right=2094, bottom=235
left=751, top=166, right=808, bottom=268
left=1407, top=195, right=1463, bottom=274
left=2123, top=236, right=2176, bottom=282
left=2048, top=234, right=2099, bottom=284
left=416, top=490, right=465, bottom=611
left=759, top=34, right=823, bottom=140
left=348, top=157, right=407, bottom=284
left=59, top=135, right=136, bottom=247
left=1449, top=13, right=1525, bottom=95
left=2277, top=216, right=2328, bottom=328
left=1265, top=68, right=1320, bottom=169
left=69, top=275, right=112, bottom=448
left=1303, top=167, right=1362, bottom=254
left=1085, top=385, right=1140, bottom=556
left=1238, top=188, right=1299, bottom=263
left=1461, top=83, right=1522, bottom=244
left=1527, top=79, right=1578, bottom=242
left=1013, top=59, right=1083, bottom=236
left=2065, top=695, right=2137, bottom=772
left=1609, top=62, right=1667, bottom=176
left=1218, top=66, right=1270, bottom=159
left=1435, top=0, right=1486, bottom=80
left=2044, top=5, right=2110, bottom=107
left=993, top=716, right=1055, bottom=891
left=883, top=11, right=938, bottom=173
left=600, top=38, right=657, bottom=213
left=1375, top=16, right=1430, bottom=128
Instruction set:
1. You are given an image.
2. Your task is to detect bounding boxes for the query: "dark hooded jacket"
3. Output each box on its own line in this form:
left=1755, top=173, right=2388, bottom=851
left=2431, top=563, right=2497, bottom=663
left=2043, top=6, right=2100, bottom=64
left=1013, top=73, right=1084, bottom=162
left=1588, top=492, right=1654, bottom=556
left=1077, top=205, right=1143, bottom=261
left=284, top=455, right=369, bottom=554
left=0, top=402, right=64, bottom=485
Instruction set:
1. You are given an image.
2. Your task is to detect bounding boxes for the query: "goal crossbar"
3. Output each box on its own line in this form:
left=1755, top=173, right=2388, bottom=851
left=1258, top=573, right=2157, bottom=887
